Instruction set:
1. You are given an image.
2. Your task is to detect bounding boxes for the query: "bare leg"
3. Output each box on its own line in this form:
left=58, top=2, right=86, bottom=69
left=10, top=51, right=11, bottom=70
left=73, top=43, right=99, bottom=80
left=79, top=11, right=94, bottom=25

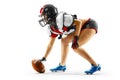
left=61, top=39, right=69, bottom=66
left=61, top=33, right=74, bottom=66
left=73, top=29, right=97, bottom=66
left=74, top=48, right=97, bottom=66
left=50, top=33, right=74, bottom=72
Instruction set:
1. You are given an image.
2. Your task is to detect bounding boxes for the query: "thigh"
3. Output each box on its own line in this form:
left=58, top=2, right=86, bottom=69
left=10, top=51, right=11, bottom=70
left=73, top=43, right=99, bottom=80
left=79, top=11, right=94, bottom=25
left=78, top=29, right=96, bottom=46
left=62, top=32, right=75, bottom=43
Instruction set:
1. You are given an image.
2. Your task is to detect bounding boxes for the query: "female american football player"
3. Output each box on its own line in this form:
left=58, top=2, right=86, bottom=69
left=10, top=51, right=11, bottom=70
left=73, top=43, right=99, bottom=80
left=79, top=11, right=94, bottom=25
left=38, top=4, right=101, bottom=74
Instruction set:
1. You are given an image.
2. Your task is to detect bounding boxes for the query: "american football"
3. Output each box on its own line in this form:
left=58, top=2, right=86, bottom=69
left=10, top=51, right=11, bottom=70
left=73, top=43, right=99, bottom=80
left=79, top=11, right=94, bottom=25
left=32, top=59, right=45, bottom=73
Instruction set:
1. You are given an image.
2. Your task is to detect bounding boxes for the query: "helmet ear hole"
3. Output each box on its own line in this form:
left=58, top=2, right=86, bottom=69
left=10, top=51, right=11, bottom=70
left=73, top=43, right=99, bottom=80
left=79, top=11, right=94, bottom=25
left=44, top=8, right=48, bottom=12
left=47, top=11, right=52, bottom=16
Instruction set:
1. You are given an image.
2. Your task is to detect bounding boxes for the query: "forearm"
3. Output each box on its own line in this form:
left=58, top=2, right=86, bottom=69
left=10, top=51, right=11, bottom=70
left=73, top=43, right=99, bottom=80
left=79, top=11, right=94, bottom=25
left=44, top=37, right=56, bottom=58
left=44, top=44, right=53, bottom=57
left=74, top=20, right=82, bottom=36
left=72, top=20, right=82, bottom=49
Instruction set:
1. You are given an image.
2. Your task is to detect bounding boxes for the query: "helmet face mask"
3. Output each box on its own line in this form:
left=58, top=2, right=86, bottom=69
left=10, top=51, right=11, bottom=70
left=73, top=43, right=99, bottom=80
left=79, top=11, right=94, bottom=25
left=38, top=15, right=48, bottom=27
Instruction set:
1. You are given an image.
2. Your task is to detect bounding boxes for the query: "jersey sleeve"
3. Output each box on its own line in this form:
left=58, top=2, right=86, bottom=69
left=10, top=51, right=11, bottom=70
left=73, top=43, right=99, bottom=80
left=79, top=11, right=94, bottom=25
left=47, top=26, right=58, bottom=38
left=50, top=32, right=58, bottom=38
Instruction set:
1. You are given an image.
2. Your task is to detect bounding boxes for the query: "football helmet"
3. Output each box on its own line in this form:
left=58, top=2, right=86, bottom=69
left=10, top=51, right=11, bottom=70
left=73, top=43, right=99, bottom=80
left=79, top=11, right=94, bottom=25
left=38, top=4, right=58, bottom=27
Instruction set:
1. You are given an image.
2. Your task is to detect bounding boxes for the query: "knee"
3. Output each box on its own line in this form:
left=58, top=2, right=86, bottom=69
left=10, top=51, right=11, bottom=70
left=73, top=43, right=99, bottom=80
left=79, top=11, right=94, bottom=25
left=72, top=42, right=83, bottom=51
left=72, top=46, right=83, bottom=53
left=72, top=47, right=79, bottom=53
left=61, top=38, right=69, bottom=46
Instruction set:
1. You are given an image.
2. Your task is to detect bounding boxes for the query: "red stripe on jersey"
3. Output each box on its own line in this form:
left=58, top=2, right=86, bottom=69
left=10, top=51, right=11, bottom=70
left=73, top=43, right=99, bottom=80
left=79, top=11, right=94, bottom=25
left=62, top=26, right=68, bottom=31
left=50, top=26, right=63, bottom=34
left=51, top=33, right=58, bottom=38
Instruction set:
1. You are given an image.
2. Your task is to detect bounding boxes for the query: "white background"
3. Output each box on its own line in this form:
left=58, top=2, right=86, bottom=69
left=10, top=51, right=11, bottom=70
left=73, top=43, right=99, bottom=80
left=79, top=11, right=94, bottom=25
left=0, top=0, right=120, bottom=80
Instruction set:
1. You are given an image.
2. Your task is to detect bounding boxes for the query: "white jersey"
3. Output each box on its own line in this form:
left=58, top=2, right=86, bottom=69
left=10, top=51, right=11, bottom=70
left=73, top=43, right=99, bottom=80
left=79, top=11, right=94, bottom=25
left=48, top=12, right=75, bottom=37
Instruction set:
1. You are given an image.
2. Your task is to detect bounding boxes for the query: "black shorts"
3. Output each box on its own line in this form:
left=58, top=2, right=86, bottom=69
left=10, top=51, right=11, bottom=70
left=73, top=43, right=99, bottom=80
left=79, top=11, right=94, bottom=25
left=81, top=18, right=98, bottom=33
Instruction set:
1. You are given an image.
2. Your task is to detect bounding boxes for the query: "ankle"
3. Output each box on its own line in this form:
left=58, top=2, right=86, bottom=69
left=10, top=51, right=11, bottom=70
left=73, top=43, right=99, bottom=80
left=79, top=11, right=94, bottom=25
left=59, top=63, right=65, bottom=66
left=91, top=63, right=98, bottom=66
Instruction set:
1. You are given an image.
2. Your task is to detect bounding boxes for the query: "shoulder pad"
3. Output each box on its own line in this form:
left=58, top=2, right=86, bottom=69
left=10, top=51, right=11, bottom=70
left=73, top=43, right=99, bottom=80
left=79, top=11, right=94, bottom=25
left=56, top=12, right=74, bottom=29
left=64, top=14, right=74, bottom=27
